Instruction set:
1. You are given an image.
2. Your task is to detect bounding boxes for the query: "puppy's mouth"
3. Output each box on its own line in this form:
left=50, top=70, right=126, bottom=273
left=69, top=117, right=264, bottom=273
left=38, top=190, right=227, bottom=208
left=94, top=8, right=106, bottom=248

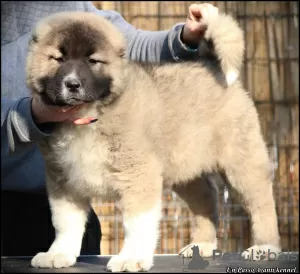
left=40, top=92, right=93, bottom=107
left=66, top=97, right=86, bottom=105
left=57, top=96, right=94, bottom=106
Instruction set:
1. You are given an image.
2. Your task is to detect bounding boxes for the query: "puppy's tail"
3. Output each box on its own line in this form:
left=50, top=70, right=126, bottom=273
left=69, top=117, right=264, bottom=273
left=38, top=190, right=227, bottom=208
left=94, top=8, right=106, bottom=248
left=198, top=13, right=245, bottom=86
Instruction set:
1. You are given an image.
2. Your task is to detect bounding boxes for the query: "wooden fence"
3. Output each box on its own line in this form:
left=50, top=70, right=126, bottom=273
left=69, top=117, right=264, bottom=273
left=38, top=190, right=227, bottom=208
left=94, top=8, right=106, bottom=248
left=92, top=1, right=299, bottom=255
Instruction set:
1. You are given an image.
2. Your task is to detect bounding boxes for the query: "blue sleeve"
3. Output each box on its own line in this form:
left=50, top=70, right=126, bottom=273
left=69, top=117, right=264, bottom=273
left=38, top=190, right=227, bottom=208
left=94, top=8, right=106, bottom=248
left=92, top=9, right=200, bottom=63
left=1, top=97, right=53, bottom=155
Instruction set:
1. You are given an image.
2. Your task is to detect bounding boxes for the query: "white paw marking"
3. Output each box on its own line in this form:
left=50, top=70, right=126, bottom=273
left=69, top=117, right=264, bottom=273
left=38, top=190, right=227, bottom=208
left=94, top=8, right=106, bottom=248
left=226, top=70, right=238, bottom=86
left=120, top=202, right=161, bottom=259
left=242, top=244, right=281, bottom=261
left=106, top=203, right=161, bottom=272
left=179, top=242, right=217, bottom=258
left=106, top=255, right=153, bottom=272
left=31, top=252, right=76, bottom=268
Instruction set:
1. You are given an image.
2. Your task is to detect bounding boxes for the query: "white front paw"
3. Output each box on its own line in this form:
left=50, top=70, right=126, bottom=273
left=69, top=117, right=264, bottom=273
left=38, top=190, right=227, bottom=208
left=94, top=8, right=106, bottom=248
left=106, top=255, right=153, bottom=272
left=31, top=251, right=76, bottom=268
left=242, top=244, right=281, bottom=261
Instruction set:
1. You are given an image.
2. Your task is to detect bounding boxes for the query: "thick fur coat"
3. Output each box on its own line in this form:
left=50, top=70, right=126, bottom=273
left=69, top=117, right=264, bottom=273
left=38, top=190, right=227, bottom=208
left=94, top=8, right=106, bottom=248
left=26, top=11, right=281, bottom=272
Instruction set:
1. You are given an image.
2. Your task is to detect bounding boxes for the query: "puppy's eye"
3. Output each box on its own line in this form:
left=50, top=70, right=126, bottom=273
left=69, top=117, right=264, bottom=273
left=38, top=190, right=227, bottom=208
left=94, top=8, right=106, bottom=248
left=88, top=59, right=106, bottom=65
left=50, top=56, right=64, bottom=63
left=89, top=59, right=98, bottom=65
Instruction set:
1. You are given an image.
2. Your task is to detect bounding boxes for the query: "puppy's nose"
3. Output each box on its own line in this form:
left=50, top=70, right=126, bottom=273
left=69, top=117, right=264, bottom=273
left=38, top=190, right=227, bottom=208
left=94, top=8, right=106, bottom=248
left=65, top=79, right=81, bottom=91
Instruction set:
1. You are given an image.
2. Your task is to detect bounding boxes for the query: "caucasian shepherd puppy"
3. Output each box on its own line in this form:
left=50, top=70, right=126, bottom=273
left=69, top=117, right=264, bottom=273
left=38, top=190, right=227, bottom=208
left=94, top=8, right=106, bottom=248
left=27, top=11, right=281, bottom=272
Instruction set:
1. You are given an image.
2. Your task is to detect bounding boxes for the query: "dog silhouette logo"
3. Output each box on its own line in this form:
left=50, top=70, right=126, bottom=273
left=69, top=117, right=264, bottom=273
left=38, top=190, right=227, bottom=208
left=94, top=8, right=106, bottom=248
left=186, top=246, right=209, bottom=270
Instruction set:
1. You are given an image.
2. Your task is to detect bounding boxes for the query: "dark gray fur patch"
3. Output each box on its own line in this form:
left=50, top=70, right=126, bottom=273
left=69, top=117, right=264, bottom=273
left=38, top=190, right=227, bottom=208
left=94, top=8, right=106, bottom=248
left=50, top=22, right=109, bottom=59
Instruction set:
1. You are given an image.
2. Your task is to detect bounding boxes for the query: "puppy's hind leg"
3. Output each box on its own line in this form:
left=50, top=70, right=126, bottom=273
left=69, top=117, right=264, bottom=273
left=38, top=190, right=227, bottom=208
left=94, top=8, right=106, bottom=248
left=173, top=175, right=219, bottom=258
left=219, top=125, right=281, bottom=260
left=106, top=169, right=163, bottom=272
left=31, top=183, right=90, bottom=269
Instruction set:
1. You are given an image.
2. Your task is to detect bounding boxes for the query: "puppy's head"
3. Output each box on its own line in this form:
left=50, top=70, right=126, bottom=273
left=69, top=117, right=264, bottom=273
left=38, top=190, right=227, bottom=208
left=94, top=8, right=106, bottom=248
left=26, top=12, right=127, bottom=106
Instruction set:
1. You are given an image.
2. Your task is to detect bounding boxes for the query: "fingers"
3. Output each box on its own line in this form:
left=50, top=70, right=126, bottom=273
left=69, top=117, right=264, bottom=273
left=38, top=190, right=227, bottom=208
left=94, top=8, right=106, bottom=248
left=55, top=105, right=81, bottom=113
left=189, top=3, right=219, bottom=21
left=73, top=117, right=98, bottom=125
left=61, top=106, right=99, bottom=125
left=60, top=106, right=76, bottom=113
left=32, top=96, right=97, bottom=125
left=189, top=4, right=202, bottom=20
left=51, top=104, right=98, bottom=126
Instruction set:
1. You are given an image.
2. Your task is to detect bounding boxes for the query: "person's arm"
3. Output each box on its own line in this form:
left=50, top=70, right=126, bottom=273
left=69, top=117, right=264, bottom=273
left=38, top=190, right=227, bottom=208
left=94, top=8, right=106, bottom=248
left=1, top=95, right=91, bottom=155
left=91, top=9, right=202, bottom=63
left=1, top=97, right=53, bottom=155
left=128, top=22, right=199, bottom=63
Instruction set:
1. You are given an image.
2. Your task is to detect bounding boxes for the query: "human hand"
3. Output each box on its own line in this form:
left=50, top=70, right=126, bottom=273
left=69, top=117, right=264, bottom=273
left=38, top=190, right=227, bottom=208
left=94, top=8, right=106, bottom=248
left=31, top=96, right=97, bottom=126
left=181, top=3, right=219, bottom=48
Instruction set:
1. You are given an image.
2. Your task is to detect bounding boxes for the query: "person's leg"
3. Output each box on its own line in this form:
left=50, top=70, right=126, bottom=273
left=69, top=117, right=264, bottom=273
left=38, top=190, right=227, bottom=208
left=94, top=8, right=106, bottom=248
left=1, top=190, right=101, bottom=257
left=81, top=207, right=102, bottom=255
left=1, top=190, right=55, bottom=256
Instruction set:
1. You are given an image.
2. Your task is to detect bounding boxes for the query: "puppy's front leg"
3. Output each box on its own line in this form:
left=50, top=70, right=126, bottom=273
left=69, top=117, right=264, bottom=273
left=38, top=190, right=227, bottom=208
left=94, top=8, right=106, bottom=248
left=107, top=178, right=162, bottom=272
left=31, top=188, right=90, bottom=269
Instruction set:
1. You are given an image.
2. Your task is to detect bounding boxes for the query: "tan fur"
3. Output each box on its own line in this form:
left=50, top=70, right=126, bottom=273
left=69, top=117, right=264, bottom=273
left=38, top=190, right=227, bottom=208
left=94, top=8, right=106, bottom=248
left=174, top=176, right=219, bottom=257
left=198, top=13, right=245, bottom=85
left=27, top=12, right=281, bottom=271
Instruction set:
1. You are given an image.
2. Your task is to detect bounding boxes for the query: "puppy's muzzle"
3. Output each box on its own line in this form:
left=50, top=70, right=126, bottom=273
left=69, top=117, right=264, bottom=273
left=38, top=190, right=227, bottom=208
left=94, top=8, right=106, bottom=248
left=64, top=78, right=81, bottom=93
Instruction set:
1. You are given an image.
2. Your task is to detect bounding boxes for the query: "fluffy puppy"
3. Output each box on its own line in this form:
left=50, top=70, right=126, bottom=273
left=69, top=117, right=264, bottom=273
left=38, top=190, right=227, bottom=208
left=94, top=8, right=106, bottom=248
left=26, top=11, right=281, bottom=272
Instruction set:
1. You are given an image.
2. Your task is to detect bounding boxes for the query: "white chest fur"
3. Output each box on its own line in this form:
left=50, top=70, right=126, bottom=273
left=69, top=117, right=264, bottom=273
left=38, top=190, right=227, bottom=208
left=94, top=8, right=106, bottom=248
left=49, top=124, right=117, bottom=199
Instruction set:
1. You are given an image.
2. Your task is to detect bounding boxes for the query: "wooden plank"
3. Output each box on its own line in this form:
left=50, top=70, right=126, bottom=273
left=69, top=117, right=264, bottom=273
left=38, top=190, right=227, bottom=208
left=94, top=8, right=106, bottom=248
left=286, top=2, right=299, bottom=101
left=274, top=105, right=291, bottom=146
left=290, top=147, right=299, bottom=252
left=264, top=4, right=281, bottom=102
left=99, top=1, right=117, bottom=10
left=255, top=104, right=274, bottom=144
left=252, top=15, right=271, bottom=101
left=160, top=1, right=187, bottom=31
left=277, top=147, right=289, bottom=238
left=126, top=1, right=159, bottom=30
left=92, top=1, right=102, bottom=9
